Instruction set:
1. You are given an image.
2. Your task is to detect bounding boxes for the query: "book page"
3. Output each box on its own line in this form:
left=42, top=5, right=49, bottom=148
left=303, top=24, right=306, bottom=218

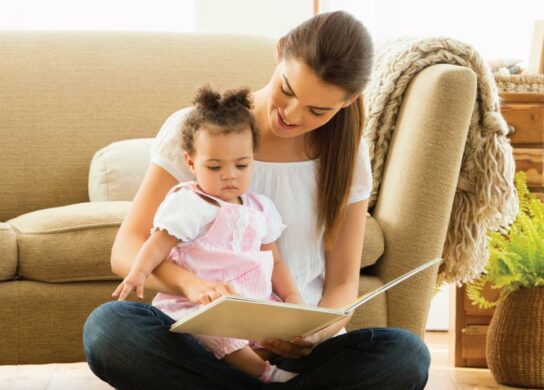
left=170, top=298, right=348, bottom=341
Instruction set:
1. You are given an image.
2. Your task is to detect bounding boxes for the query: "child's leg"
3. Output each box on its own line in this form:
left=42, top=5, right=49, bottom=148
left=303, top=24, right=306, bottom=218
left=223, top=346, right=298, bottom=383
left=222, top=346, right=267, bottom=378
left=194, top=335, right=298, bottom=383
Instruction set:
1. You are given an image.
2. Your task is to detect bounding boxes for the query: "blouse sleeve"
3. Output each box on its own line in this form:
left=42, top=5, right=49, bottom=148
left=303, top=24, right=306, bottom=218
left=348, top=139, right=373, bottom=204
left=149, top=107, right=194, bottom=182
left=257, top=195, right=287, bottom=244
left=152, top=187, right=218, bottom=242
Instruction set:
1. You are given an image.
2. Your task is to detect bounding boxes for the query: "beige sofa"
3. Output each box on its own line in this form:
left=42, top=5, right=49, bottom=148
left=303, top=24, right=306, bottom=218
left=0, top=31, right=476, bottom=364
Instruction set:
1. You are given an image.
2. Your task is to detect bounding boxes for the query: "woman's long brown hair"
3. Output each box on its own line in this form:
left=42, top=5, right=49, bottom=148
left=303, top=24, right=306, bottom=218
left=279, top=11, right=374, bottom=248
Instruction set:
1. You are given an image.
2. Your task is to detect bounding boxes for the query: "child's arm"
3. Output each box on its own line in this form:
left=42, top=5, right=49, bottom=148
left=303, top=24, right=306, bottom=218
left=112, top=229, right=179, bottom=300
left=113, top=229, right=238, bottom=303
left=261, top=242, right=303, bottom=305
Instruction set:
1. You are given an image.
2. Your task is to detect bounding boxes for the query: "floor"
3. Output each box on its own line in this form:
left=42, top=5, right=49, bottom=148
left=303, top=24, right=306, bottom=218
left=423, top=332, right=524, bottom=390
left=0, top=331, right=527, bottom=389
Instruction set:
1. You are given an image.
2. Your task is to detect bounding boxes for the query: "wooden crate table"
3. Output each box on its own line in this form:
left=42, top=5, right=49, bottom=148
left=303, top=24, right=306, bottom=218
left=502, top=92, right=544, bottom=201
left=452, top=91, right=544, bottom=368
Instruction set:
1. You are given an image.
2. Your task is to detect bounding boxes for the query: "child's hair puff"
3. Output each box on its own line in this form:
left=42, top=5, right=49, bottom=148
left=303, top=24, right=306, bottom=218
left=182, top=85, right=259, bottom=155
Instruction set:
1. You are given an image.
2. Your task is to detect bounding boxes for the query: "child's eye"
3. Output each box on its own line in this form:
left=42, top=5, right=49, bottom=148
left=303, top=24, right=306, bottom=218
left=236, top=165, right=249, bottom=169
left=207, top=166, right=221, bottom=171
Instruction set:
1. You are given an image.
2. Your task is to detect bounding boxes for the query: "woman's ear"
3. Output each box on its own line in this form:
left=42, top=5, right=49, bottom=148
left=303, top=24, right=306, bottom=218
left=342, top=93, right=361, bottom=108
left=184, top=151, right=196, bottom=174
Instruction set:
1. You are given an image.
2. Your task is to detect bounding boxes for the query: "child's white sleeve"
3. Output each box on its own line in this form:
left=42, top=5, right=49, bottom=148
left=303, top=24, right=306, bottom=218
left=258, top=195, right=287, bottom=244
left=151, top=188, right=217, bottom=242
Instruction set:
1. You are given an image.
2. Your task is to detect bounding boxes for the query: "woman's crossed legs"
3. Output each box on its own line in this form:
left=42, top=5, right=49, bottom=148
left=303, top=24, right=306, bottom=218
left=83, top=301, right=430, bottom=390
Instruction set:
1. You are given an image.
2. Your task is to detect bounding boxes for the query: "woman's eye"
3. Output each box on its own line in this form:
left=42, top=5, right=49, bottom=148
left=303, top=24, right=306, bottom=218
left=236, top=165, right=249, bottom=169
left=310, top=109, right=324, bottom=117
left=207, top=166, right=221, bottom=171
left=279, top=86, right=293, bottom=97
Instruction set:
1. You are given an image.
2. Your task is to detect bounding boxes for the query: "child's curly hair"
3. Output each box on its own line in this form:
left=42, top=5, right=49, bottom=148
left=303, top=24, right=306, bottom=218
left=182, top=85, right=259, bottom=155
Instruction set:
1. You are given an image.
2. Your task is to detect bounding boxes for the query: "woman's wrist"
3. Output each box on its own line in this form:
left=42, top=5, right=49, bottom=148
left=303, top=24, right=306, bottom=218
left=151, top=260, right=197, bottom=296
left=283, top=292, right=303, bottom=304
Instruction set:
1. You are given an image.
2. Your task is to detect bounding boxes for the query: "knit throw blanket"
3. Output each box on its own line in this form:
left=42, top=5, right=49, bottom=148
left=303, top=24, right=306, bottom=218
left=363, top=37, right=519, bottom=285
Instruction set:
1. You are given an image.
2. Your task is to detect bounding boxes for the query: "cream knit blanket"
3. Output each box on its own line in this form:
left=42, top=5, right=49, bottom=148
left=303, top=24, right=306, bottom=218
left=363, top=37, right=519, bottom=285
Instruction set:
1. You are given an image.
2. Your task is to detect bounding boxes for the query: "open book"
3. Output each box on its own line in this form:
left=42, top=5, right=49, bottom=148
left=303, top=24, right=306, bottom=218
left=170, top=257, right=441, bottom=341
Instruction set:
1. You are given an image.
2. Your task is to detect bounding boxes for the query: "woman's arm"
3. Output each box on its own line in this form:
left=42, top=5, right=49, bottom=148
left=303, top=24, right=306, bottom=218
left=261, top=199, right=368, bottom=357
left=130, top=230, right=179, bottom=277
left=111, top=163, right=203, bottom=295
left=317, top=198, right=368, bottom=340
left=262, top=242, right=303, bottom=304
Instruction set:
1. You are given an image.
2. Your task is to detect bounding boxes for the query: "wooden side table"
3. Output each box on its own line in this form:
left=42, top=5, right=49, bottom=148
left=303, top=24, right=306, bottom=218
left=452, top=91, right=544, bottom=368
left=451, top=283, right=500, bottom=367
left=502, top=92, right=544, bottom=201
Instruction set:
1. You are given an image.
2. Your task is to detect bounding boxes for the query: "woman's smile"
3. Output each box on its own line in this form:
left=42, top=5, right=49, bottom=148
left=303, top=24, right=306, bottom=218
left=276, top=109, right=300, bottom=130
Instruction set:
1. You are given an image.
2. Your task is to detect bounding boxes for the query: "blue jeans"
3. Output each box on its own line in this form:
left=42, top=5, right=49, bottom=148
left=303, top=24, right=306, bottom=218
left=83, top=301, right=430, bottom=389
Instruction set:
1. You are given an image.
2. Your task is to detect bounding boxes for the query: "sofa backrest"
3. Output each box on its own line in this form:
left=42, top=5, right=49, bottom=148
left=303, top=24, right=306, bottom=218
left=0, top=32, right=276, bottom=221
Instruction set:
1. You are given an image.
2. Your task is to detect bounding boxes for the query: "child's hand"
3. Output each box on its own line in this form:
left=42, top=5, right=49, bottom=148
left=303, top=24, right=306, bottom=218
left=182, top=280, right=237, bottom=305
left=112, top=269, right=147, bottom=301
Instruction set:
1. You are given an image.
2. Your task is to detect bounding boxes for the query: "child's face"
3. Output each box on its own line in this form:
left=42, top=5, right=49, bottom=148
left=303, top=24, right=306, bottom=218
left=184, top=127, right=254, bottom=204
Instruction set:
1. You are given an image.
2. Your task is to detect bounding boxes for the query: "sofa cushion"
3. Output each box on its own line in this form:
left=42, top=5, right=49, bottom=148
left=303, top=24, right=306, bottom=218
left=0, top=223, right=17, bottom=281
left=7, top=202, right=130, bottom=282
left=89, top=138, right=152, bottom=202
left=0, top=279, right=154, bottom=364
left=88, top=139, right=385, bottom=267
left=346, top=275, right=388, bottom=331
left=362, top=215, right=384, bottom=268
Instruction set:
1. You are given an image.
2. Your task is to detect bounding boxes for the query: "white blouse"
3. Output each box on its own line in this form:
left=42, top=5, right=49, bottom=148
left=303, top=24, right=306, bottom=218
left=150, top=108, right=373, bottom=307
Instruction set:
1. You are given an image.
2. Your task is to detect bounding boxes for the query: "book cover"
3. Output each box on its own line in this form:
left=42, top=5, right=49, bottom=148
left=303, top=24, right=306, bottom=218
left=169, top=257, right=441, bottom=341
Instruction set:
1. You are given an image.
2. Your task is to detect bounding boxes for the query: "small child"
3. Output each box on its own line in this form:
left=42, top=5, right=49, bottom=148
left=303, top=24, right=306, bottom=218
left=112, top=86, right=301, bottom=383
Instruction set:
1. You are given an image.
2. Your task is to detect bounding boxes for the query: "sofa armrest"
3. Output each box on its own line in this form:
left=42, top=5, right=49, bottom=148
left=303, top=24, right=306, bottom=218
left=0, top=223, right=17, bottom=281
left=7, top=201, right=130, bottom=282
left=372, top=64, right=477, bottom=337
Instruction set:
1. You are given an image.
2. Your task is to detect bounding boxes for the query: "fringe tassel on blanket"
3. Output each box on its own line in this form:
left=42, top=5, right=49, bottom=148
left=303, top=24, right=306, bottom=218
left=363, top=37, right=519, bottom=285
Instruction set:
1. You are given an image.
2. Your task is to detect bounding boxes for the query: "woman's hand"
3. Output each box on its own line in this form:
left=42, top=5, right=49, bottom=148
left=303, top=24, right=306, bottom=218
left=112, top=269, right=147, bottom=300
left=261, top=322, right=337, bottom=359
left=260, top=336, right=316, bottom=359
left=182, top=280, right=238, bottom=305
left=261, top=327, right=326, bottom=359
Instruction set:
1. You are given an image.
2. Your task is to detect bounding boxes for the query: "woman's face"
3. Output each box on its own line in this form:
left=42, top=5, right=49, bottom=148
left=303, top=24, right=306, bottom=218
left=265, top=57, right=357, bottom=140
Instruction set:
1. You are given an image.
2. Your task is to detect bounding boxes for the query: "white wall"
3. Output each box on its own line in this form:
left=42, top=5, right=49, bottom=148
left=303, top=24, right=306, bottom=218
left=426, top=283, right=450, bottom=330
left=321, top=0, right=544, bottom=67
left=0, top=0, right=196, bottom=31
left=0, top=0, right=313, bottom=37
left=194, top=0, right=313, bottom=37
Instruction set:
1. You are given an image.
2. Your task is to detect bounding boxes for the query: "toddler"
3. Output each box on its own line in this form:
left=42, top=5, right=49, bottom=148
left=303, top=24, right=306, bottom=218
left=112, top=86, right=301, bottom=383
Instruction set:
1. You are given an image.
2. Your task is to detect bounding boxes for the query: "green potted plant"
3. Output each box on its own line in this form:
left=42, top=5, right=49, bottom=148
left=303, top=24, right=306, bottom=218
left=466, top=171, right=544, bottom=388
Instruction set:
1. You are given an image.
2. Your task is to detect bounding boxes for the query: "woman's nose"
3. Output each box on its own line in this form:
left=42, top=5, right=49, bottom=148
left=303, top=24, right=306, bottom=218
left=283, top=100, right=302, bottom=124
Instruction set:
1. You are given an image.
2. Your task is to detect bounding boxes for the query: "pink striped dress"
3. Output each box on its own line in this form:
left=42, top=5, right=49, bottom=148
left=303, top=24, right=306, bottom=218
left=151, top=182, right=285, bottom=359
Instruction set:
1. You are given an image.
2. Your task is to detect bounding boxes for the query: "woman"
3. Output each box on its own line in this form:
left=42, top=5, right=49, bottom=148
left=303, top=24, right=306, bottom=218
left=83, top=11, right=430, bottom=389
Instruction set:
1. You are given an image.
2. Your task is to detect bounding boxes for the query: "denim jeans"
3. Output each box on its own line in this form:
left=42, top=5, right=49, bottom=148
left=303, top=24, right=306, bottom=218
left=83, top=301, right=430, bottom=389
